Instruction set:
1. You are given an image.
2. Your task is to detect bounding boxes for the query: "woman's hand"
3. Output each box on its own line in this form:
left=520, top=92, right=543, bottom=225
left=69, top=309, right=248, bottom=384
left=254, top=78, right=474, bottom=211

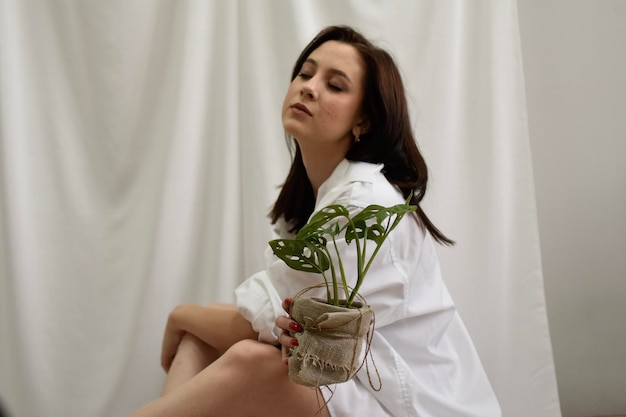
left=275, top=298, right=303, bottom=364
left=160, top=303, right=259, bottom=372
left=161, top=305, right=187, bottom=372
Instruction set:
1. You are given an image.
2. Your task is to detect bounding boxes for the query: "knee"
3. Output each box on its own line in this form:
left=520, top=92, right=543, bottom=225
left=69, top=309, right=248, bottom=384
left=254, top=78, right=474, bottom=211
left=221, top=339, right=280, bottom=371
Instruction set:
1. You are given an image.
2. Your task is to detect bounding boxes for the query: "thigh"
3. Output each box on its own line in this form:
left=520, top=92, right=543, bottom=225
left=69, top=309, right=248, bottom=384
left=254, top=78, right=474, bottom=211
left=214, top=340, right=331, bottom=417
left=132, top=340, right=331, bottom=417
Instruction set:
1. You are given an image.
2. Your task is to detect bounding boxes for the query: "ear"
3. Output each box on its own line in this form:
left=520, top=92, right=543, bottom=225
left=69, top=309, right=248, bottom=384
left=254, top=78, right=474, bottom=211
left=352, top=118, right=371, bottom=138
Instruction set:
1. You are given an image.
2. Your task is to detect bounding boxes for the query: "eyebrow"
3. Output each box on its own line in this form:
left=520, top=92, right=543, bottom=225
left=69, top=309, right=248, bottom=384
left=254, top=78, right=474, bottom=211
left=303, top=58, right=353, bottom=84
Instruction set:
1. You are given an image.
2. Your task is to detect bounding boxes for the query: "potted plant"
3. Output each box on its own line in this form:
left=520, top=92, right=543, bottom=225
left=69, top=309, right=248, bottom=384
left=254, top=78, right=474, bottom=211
left=269, top=197, right=416, bottom=387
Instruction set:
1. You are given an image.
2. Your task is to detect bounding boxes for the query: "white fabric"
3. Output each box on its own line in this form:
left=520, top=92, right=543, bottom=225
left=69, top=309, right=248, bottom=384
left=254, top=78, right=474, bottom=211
left=0, top=1, right=561, bottom=417
left=236, top=159, right=502, bottom=417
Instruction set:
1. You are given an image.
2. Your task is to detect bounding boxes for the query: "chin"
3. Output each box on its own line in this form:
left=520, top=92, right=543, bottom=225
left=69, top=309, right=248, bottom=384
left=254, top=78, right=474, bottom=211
left=282, top=121, right=306, bottom=141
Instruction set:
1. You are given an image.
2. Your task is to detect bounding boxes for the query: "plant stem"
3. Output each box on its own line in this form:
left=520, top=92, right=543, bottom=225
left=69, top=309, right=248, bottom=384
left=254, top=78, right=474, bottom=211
left=331, top=234, right=349, bottom=302
left=347, top=213, right=405, bottom=305
left=347, top=217, right=363, bottom=308
left=321, top=244, right=338, bottom=305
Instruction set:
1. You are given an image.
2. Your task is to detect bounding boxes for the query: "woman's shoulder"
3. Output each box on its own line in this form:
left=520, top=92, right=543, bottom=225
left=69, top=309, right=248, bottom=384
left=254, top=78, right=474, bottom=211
left=316, top=159, right=402, bottom=210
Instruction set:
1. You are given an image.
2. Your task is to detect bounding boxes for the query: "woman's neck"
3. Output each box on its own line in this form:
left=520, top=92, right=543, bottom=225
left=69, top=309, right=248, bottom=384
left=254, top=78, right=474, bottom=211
left=301, top=152, right=345, bottom=198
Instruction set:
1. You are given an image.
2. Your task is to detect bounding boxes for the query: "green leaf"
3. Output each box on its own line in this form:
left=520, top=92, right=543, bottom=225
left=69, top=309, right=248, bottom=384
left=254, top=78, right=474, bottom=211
left=345, top=219, right=367, bottom=244
left=269, top=239, right=330, bottom=273
left=296, top=205, right=350, bottom=240
left=303, top=234, right=327, bottom=248
left=350, top=204, right=386, bottom=224
left=388, top=201, right=417, bottom=215
left=269, top=194, right=418, bottom=307
left=365, top=223, right=386, bottom=245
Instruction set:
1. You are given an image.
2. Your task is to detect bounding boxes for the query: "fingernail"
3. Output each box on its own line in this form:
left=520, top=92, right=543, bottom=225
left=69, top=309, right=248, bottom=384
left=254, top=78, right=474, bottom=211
left=284, top=358, right=289, bottom=366
left=285, top=298, right=292, bottom=306
left=291, top=338, right=299, bottom=347
left=289, top=322, right=303, bottom=332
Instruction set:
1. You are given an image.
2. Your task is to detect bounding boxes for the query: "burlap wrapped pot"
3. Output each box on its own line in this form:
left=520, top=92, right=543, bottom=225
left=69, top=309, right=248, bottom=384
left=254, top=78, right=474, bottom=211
left=287, top=295, right=374, bottom=387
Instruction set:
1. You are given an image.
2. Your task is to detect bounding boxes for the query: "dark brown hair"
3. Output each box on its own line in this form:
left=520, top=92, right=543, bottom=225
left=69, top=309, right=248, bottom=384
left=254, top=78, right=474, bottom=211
left=270, top=25, right=453, bottom=245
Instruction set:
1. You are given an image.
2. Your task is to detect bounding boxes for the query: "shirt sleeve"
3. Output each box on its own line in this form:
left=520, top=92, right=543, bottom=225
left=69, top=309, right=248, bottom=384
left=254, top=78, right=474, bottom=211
left=234, top=269, right=285, bottom=344
left=235, top=246, right=330, bottom=344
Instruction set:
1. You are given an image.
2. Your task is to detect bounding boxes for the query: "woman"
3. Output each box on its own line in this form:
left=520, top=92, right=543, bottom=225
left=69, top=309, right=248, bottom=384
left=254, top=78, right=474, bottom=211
left=130, top=25, right=501, bottom=417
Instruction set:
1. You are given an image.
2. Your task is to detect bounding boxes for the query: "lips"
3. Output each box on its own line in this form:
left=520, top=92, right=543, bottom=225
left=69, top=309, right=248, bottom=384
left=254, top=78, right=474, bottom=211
left=291, top=103, right=312, bottom=116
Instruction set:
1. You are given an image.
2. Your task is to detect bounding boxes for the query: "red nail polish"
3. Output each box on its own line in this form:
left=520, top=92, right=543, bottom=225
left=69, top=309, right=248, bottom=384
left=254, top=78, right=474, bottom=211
left=289, top=322, right=303, bottom=332
left=291, top=338, right=299, bottom=347
left=284, top=358, right=289, bottom=366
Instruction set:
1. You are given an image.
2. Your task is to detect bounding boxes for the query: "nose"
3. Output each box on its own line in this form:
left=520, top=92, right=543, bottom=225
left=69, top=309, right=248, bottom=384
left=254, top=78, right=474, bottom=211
left=300, top=80, right=318, bottom=100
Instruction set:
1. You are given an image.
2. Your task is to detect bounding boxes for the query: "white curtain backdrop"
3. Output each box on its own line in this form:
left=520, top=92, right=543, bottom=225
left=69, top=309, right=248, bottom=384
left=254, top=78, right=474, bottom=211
left=0, top=1, right=561, bottom=416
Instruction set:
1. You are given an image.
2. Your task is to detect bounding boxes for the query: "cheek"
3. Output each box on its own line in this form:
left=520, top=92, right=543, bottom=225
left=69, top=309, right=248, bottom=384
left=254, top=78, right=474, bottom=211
left=324, top=99, right=357, bottom=125
left=281, top=88, right=293, bottom=114
left=322, top=102, right=336, bottom=117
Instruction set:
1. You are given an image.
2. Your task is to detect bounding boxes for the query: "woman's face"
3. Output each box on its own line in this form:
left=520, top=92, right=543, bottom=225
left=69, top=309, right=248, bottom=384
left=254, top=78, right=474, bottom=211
left=282, top=41, right=367, bottom=154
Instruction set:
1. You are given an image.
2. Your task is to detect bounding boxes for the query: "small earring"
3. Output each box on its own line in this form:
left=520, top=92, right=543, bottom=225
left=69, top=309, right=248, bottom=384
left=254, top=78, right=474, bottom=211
left=354, top=135, right=360, bottom=143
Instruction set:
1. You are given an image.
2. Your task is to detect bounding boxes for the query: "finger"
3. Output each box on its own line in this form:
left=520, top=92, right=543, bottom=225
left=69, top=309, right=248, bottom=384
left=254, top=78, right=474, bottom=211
left=161, top=342, right=174, bottom=368
left=161, top=341, right=178, bottom=371
left=160, top=332, right=184, bottom=372
left=282, top=297, right=291, bottom=312
left=161, top=352, right=174, bottom=372
left=161, top=346, right=172, bottom=371
left=281, top=343, right=289, bottom=364
left=275, top=315, right=290, bottom=331
left=278, top=331, right=299, bottom=366
left=275, top=315, right=303, bottom=333
left=280, top=339, right=290, bottom=364
left=278, top=330, right=299, bottom=349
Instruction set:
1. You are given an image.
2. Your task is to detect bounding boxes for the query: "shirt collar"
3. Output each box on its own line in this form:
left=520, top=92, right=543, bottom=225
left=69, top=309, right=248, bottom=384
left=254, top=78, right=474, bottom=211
left=273, top=159, right=384, bottom=238
left=315, top=159, right=384, bottom=208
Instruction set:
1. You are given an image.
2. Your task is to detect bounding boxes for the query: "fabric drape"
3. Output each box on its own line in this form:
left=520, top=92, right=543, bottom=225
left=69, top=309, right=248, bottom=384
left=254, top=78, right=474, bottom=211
left=0, top=1, right=561, bottom=416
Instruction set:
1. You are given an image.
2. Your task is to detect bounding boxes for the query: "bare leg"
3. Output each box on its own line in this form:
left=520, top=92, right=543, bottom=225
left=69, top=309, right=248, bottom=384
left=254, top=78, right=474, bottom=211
left=161, top=333, right=220, bottom=395
left=130, top=339, right=331, bottom=417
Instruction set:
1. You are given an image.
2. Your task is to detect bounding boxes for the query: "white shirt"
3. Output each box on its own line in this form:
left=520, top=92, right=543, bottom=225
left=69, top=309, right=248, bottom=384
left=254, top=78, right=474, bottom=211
left=236, top=159, right=501, bottom=417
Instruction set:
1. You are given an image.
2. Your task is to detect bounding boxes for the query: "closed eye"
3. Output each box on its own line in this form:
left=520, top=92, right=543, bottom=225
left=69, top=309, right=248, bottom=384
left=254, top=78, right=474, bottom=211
left=298, top=72, right=313, bottom=80
left=328, top=83, right=344, bottom=92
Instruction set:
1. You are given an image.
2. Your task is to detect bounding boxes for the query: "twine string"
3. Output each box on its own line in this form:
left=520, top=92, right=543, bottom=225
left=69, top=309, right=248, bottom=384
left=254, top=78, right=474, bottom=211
left=289, top=284, right=382, bottom=391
